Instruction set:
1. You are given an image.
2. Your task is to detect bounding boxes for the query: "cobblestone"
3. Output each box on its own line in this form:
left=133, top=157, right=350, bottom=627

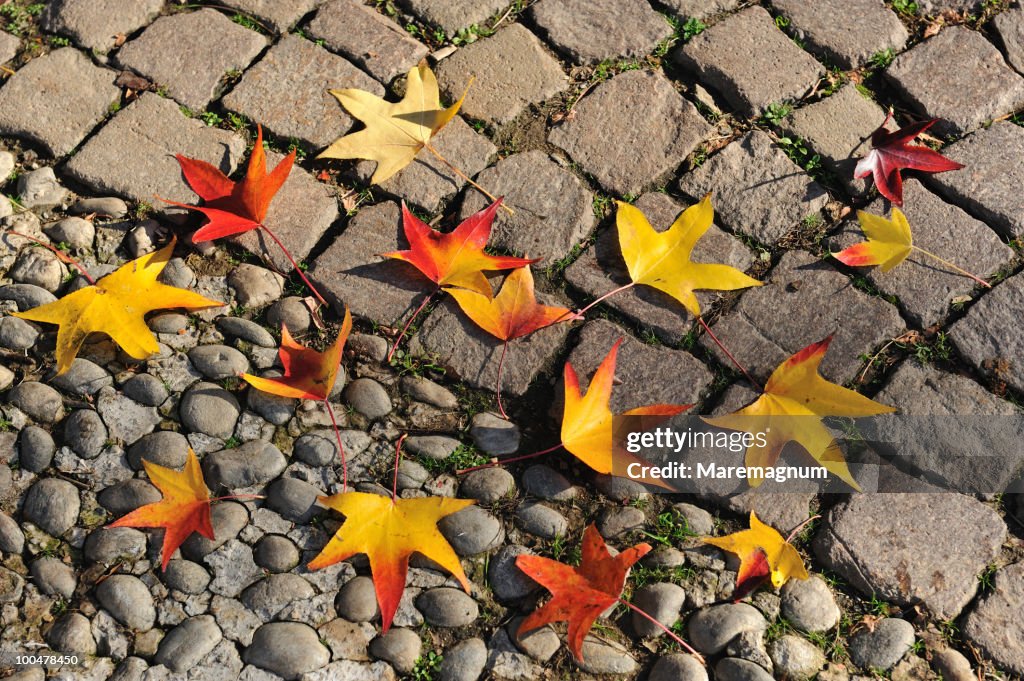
left=770, top=0, right=908, bottom=69
left=994, top=7, right=1024, bottom=74
left=216, top=0, right=319, bottom=34
left=529, top=0, right=672, bottom=65
left=41, top=0, right=163, bottom=53
left=950, top=271, right=1024, bottom=394
left=395, top=0, right=507, bottom=36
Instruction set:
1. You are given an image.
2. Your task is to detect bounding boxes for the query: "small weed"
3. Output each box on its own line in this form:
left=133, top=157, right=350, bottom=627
left=223, top=436, right=241, bottom=449
left=0, top=416, right=12, bottom=432
left=389, top=348, right=447, bottom=378
left=0, top=2, right=44, bottom=36
left=51, top=597, right=69, bottom=617
left=198, top=111, right=223, bottom=127
left=760, top=102, right=793, bottom=126
left=412, top=650, right=442, bottom=681
left=909, top=638, right=926, bottom=655
left=107, top=100, right=122, bottom=115
left=868, top=48, right=895, bottom=70
left=938, top=618, right=959, bottom=643
left=592, top=194, right=614, bottom=218
left=765, top=617, right=794, bottom=642
left=868, top=593, right=893, bottom=617
left=978, top=562, right=998, bottom=591
left=777, top=136, right=823, bottom=176
left=134, top=201, right=153, bottom=219
left=681, top=17, right=706, bottom=41
left=641, top=509, right=697, bottom=547
left=855, top=82, right=875, bottom=100
left=774, top=15, right=791, bottom=29
left=230, top=13, right=261, bottom=32
left=49, top=35, right=70, bottom=47
left=889, top=0, right=918, bottom=16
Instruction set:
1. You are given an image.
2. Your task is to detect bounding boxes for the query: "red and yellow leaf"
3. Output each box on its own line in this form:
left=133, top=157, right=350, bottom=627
left=703, top=511, right=807, bottom=592
left=107, top=448, right=215, bottom=571
left=307, top=492, right=474, bottom=632
left=833, top=208, right=912, bottom=272
left=516, top=524, right=651, bottom=662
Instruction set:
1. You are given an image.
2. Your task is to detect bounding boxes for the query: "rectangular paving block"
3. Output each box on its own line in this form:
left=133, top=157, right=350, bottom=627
left=411, top=291, right=573, bottom=398
left=885, top=26, right=1024, bottom=136
left=307, top=201, right=425, bottom=326
left=674, top=6, right=825, bottom=116
left=435, top=24, right=568, bottom=126
left=41, top=0, right=163, bottom=53
left=700, top=250, right=906, bottom=383
left=678, top=130, right=829, bottom=245
left=352, top=115, right=496, bottom=213
left=529, top=0, right=673, bottom=65
left=779, top=84, right=887, bottom=197
left=64, top=93, right=246, bottom=207
left=458, top=150, right=593, bottom=267
left=306, top=0, right=428, bottom=85
left=548, top=70, right=712, bottom=197
left=0, top=31, right=17, bottom=64
left=994, top=7, right=1024, bottom=74
left=232, top=151, right=339, bottom=273
left=950, top=271, right=1024, bottom=395
left=115, top=8, right=268, bottom=111
left=660, top=0, right=740, bottom=20
left=922, top=122, right=1024, bottom=239
left=769, top=0, right=908, bottom=69
left=394, top=0, right=506, bottom=35
left=222, top=34, right=384, bottom=150
left=564, top=192, right=755, bottom=344
left=831, top=180, right=1014, bottom=328
left=0, top=48, right=118, bottom=158
left=215, top=0, right=319, bottom=33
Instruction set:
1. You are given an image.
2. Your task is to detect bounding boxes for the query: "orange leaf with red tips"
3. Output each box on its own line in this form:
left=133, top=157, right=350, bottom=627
left=307, top=492, right=475, bottom=632
left=382, top=200, right=537, bottom=298
left=854, top=112, right=964, bottom=206
left=515, top=524, right=650, bottom=662
left=165, top=124, right=295, bottom=241
left=107, top=448, right=214, bottom=571
left=445, top=266, right=575, bottom=341
left=241, top=309, right=352, bottom=401
left=561, top=340, right=690, bottom=486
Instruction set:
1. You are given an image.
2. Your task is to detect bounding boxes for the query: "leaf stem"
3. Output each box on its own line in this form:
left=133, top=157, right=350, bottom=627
left=496, top=339, right=510, bottom=419
left=697, top=316, right=762, bottom=392
left=324, top=400, right=348, bottom=493
left=388, top=289, right=436, bottom=362
left=423, top=142, right=513, bottom=215
left=569, top=281, right=636, bottom=320
left=391, top=433, right=408, bottom=504
left=5, top=230, right=96, bottom=285
left=785, top=514, right=821, bottom=543
left=258, top=225, right=330, bottom=306
left=618, top=599, right=705, bottom=664
left=455, top=442, right=564, bottom=475
left=911, top=245, right=992, bottom=288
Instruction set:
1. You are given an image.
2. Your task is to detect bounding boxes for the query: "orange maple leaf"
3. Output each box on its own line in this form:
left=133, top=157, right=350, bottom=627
left=561, top=340, right=691, bottom=486
left=164, top=124, right=294, bottom=241
left=703, top=511, right=809, bottom=598
left=307, top=491, right=474, bottom=632
left=516, top=524, right=651, bottom=662
left=240, top=308, right=352, bottom=401
left=107, top=448, right=214, bottom=571
left=383, top=200, right=537, bottom=298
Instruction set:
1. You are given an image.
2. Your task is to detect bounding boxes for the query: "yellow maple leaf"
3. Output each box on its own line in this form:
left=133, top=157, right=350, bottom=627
left=704, top=336, right=896, bottom=490
left=319, top=61, right=468, bottom=185
left=15, top=239, right=223, bottom=374
left=704, top=511, right=808, bottom=589
left=616, top=195, right=762, bottom=317
left=833, top=208, right=912, bottom=272
left=307, top=492, right=474, bottom=632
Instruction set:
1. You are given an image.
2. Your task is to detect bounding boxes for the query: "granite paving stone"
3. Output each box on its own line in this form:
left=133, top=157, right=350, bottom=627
left=115, top=8, right=268, bottom=111
left=660, top=0, right=741, bottom=20
left=411, top=293, right=573, bottom=398
left=0, top=31, right=17, bottom=64
left=231, top=150, right=339, bottom=273
left=529, top=0, right=672, bottom=65
left=549, top=70, right=713, bottom=197
left=921, top=122, right=1024, bottom=239
left=395, top=0, right=507, bottom=36
left=871, top=362, right=1024, bottom=494
left=306, top=0, right=428, bottom=85
left=0, top=48, right=118, bottom=158
left=700, top=250, right=906, bottom=383
left=222, top=34, right=384, bottom=150
left=64, top=93, right=246, bottom=208
left=565, top=191, right=755, bottom=344
left=950, top=271, right=1024, bottom=394
left=779, top=84, right=887, bottom=196
left=436, top=24, right=567, bottom=126
left=674, top=6, right=825, bottom=117
left=215, top=0, right=319, bottom=33
left=994, top=7, right=1024, bottom=74
left=815, top=493, right=1006, bottom=619
left=885, top=26, right=1024, bottom=136
left=769, top=0, right=908, bottom=69
left=962, top=561, right=1024, bottom=676
left=41, top=0, right=163, bottom=53
left=830, top=180, right=1014, bottom=328
left=353, top=116, right=496, bottom=212
left=678, top=130, right=829, bottom=245
left=458, top=151, right=593, bottom=266
left=307, top=201, right=424, bottom=326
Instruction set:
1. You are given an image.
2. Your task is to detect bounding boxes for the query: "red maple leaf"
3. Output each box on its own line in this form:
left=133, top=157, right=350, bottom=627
left=515, top=524, right=651, bottom=661
left=854, top=112, right=964, bottom=206
left=166, top=124, right=295, bottom=241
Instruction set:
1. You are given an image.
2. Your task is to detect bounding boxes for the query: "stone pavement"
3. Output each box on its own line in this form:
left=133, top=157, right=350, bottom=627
left=1, top=1, right=1023, bottom=680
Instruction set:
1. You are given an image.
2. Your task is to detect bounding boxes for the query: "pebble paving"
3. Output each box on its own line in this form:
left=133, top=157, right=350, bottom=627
left=0, top=2, right=1022, bottom=681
